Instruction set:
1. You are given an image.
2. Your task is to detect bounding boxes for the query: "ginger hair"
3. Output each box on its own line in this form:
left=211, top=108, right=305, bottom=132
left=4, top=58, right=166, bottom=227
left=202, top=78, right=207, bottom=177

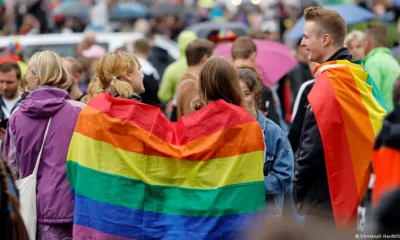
left=91, top=51, right=141, bottom=99
left=304, top=7, right=347, bottom=47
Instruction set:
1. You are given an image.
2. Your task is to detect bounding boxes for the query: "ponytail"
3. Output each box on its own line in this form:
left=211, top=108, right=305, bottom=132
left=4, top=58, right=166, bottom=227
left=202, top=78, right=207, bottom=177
left=110, top=77, right=134, bottom=99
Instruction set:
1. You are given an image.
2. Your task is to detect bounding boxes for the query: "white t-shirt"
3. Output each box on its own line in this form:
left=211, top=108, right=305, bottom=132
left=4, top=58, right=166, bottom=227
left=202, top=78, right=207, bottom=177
left=2, top=97, right=21, bottom=119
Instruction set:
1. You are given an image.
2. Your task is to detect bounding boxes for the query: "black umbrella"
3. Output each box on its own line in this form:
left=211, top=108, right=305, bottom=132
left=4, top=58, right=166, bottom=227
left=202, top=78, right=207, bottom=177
left=187, top=21, right=250, bottom=39
left=149, top=3, right=184, bottom=17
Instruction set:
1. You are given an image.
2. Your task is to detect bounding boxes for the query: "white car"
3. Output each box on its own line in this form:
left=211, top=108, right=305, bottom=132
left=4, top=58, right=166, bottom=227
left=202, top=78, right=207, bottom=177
left=0, top=32, right=180, bottom=60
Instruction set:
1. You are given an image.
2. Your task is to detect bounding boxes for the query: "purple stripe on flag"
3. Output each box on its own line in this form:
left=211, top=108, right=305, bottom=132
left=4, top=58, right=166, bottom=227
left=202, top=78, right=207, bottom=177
left=74, top=225, right=133, bottom=240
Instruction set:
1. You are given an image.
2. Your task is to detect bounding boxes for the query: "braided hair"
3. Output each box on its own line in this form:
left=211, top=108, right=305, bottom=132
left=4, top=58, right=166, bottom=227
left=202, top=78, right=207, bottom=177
left=0, top=155, right=29, bottom=240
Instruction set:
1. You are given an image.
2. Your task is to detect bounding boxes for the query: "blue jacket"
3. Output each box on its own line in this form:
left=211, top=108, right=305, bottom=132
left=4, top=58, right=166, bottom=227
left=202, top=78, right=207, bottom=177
left=257, top=111, right=294, bottom=218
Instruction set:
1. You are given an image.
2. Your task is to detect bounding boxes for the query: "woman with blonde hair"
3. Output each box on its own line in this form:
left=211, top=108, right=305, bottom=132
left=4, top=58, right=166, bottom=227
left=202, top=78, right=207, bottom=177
left=3, top=50, right=85, bottom=239
left=344, top=31, right=366, bottom=60
left=67, top=53, right=265, bottom=239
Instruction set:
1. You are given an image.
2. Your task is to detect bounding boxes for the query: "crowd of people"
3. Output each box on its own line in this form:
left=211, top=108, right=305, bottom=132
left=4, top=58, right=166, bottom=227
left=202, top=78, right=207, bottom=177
left=1, top=3, right=400, bottom=240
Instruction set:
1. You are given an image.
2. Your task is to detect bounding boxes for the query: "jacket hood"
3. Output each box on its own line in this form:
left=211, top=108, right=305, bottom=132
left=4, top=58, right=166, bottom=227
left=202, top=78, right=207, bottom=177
left=19, top=86, right=70, bottom=119
left=177, top=31, right=197, bottom=57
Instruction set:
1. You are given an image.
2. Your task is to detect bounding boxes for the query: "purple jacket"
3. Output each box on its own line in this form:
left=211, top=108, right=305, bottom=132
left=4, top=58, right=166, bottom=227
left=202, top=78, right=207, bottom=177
left=3, top=86, right=85, bottom=224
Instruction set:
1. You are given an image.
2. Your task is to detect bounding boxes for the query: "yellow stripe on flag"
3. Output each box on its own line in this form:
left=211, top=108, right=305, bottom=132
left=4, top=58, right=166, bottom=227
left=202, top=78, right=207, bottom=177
left=68, top=133, right=264, bottom=190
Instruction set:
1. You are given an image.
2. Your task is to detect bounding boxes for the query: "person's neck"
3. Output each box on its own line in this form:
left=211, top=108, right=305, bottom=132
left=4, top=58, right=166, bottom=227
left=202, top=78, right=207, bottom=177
left=70, top=85, right=83, bottom=100
left=233, top=59, right=254, bottom=68
left=186, top=65, right=203, bottom=79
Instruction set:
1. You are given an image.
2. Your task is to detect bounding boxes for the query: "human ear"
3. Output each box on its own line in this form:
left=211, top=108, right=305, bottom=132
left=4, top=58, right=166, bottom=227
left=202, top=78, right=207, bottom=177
left=322, top=34, right=331, bottom=47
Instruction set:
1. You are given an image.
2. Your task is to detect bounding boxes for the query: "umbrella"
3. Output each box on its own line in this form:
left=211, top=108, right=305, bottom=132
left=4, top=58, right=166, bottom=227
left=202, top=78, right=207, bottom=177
left=52, top=0, right=90, bottom=18
left=149, top=2, right=184, bottom=17
left=214, top=39, right=297, bottom=87
left=188, top=21, right=249, bottom=39
left=287, top=5, right=376, bottom=40
left=110, top=2, right=148, bottom=20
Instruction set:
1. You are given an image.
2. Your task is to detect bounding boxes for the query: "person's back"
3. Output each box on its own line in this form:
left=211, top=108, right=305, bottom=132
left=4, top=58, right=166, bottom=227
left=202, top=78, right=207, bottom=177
left=2, top=51, right=84, bottom=238
left=175, top=39, right=215, bottom=120
left=67, top=54, right=266, bottom=239
left=364, top=23, right=400, bottom=111
left=158, top=31, right=197, bottom=102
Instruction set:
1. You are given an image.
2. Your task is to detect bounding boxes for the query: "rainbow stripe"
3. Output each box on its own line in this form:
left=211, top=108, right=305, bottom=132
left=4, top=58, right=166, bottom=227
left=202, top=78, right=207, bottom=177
left=67, top=93, right=266, bottom=239
left=308, top=60, right=387, bottom=226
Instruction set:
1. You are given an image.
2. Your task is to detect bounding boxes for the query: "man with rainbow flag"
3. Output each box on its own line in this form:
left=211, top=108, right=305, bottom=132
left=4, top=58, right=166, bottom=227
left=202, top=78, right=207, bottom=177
left=293, top=7, right=387, bottom=227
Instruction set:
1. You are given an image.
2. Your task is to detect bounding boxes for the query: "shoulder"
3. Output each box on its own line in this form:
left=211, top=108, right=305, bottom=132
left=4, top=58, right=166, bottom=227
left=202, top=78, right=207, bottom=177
left=164, top=61, right=180, bottom=73
left=364, top=55, right=384, bottom=67
left=265, top=117, right=285, bottom=137
left=298, top=79, right=315, bottom=95
left=257, top=112, right=283, bottom=135
left=66, top=100, right=86, bottom=113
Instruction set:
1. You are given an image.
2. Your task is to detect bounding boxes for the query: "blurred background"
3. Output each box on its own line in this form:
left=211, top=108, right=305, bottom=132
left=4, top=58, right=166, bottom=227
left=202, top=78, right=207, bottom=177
left=0, top=0, right=398, bottom=60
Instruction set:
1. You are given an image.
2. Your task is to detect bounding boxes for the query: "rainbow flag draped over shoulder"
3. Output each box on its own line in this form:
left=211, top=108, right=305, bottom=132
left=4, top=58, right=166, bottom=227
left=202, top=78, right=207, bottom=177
left=67, top=92, right=266, bottom=240
left=308, top=60, right=387, bottom=226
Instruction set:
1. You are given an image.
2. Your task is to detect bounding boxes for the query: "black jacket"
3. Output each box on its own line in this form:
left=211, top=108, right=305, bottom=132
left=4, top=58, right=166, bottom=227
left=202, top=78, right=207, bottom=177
left=0, top=94, right=21, bottom=122
left=293, top=48, right=352, bottom=217
left=289, top=79, right=315, bottom=153
left=148, top=46, right=174, bottom=78
left=140, top=73, right=162, bottom=107
left=287, top=61, right=314, bottom=99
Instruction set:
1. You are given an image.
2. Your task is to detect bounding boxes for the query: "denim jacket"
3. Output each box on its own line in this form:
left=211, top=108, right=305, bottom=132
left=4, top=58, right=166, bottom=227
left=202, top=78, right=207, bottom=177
left=257, top=111, right=294, bottom=219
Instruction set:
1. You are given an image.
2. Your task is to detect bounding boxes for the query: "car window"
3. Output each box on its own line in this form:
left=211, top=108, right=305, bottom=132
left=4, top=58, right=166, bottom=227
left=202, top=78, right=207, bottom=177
left=24, top=43, right=109, bottom=59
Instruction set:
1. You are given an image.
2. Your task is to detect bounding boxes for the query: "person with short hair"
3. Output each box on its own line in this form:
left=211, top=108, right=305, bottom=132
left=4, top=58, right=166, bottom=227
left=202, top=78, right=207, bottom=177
left=344, top=30, right=366, bottom=60
left=294, top=7, right=386, bottom=226
left=172, top=39, right=215, bottom=120
left=0, top=62, right=22, bottom=141
left=3, top=50, right=85, bottom=239
left=62, top=57, right=87, bottom=102
left=0, top=62, right=22, bottom=120
left=231, top=36, right=281, bottom=127
left=364, top=23, right=400, bottom=111
left=231, top=36, right=257, bottom=69
left=133, top=39, right=161, bottom=106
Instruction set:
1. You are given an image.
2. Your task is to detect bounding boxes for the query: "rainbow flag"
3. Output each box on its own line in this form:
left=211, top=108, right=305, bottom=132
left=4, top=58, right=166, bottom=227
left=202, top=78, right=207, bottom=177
left=308, top=60, right=387, bottom=226
left=67, top=93, right=266, bottom=239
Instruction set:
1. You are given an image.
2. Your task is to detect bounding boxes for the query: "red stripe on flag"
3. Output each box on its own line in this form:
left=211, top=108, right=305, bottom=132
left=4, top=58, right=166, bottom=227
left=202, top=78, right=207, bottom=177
left=308, top=72, right=359, bottom=226
left=88, top=93, right=255, bottom=145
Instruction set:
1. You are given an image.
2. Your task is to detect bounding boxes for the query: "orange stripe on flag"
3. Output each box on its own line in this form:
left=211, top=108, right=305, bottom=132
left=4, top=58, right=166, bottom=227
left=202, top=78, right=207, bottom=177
left=75, top=105, right=264, bottom=161
left=328, top=68, right=374, bottom=200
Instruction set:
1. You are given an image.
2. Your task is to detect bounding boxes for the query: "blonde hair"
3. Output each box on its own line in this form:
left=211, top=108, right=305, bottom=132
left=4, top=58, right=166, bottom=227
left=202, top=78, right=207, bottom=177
left=344, top=31, right=365, bottom=48
left=91, top=51, right=141, bottom=99
left=29, top=51, right=69, bottom=89
left=192, top=57, right=245, bottom=110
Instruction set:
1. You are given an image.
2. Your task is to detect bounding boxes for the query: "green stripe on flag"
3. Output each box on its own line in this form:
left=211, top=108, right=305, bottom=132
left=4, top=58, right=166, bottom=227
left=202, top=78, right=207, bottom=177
left=67, top=161, right=265, bottom=217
